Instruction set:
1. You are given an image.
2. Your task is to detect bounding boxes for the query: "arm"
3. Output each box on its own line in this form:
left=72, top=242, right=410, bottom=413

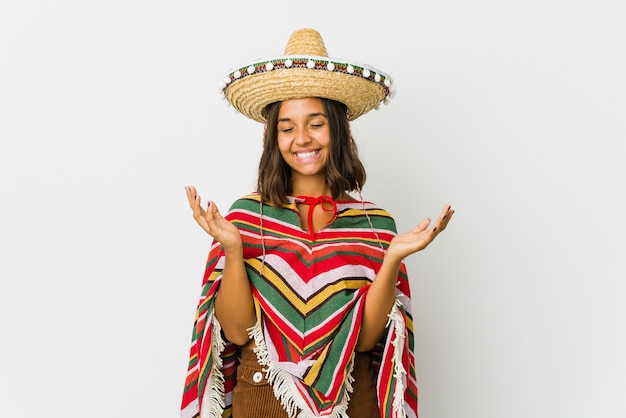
left=355, top=205, right=454, bottom=352
left=186, top=186, right=256, bottom=345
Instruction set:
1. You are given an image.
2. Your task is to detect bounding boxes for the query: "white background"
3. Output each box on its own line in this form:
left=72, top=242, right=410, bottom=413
left=1, top=1, right=625, bottom=417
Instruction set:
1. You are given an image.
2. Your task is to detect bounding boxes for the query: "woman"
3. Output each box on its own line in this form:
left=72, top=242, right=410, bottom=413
left=181, top=28, right=453, bottom=418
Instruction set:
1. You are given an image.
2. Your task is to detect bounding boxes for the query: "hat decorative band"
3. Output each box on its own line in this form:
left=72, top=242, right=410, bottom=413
left=220, top=56, right=392, bottom=94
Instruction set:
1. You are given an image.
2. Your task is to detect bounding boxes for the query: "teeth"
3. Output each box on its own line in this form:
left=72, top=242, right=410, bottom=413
left=296, top=151, right=318, bottom=159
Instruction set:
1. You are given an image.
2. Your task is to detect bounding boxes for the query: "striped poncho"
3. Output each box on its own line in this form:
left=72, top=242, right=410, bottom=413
left=180, top=194, right=418, bottom=418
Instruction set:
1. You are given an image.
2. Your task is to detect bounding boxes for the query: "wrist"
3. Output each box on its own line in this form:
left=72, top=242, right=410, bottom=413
left=382, top=250, right=404, bottom=267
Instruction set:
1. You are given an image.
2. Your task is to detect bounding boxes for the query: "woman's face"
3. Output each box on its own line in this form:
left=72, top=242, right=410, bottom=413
left=277, top=97, right=330, bottom=179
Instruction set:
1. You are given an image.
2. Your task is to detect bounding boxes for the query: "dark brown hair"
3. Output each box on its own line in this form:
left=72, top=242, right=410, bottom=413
left=257, top=98, right=366, bottom=206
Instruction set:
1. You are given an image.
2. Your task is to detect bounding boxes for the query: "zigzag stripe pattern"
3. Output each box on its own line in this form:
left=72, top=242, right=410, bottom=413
left=181, top=194, right=418, bottom=418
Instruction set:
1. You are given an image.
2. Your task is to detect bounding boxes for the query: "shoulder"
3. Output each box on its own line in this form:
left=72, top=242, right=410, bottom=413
left=228, top=193, right=263, bottom=212
left=226, top=193, right=293, bottom=220
left=336, top=199, right=398, bottom=232
left=337, top=199, right=395, bottom=219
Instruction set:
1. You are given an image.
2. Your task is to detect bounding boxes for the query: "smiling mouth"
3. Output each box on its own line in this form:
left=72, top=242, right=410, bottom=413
left=294, top=150, right=319, bottom=159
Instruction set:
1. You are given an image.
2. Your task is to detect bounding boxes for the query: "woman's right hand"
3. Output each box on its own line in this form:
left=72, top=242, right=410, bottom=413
left=185, top=186, right=242, bottom=250
left=186, top=186, right=254, bottom=344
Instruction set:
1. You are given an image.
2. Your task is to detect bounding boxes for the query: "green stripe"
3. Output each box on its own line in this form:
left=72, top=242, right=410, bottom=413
left=307, top=308, right=356, bottom=394
left=197, top=350, right=213, bottom=398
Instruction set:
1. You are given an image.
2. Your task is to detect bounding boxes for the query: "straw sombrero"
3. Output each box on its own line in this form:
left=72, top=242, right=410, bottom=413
left=218, top=28, right=395, bottom=123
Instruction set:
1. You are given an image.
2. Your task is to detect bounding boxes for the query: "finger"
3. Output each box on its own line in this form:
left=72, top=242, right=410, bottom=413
left=185, top=185, right=197, bottom=197
left=189, top=191, right=206, bottom=220
left=194, top=194, right=205, bottom=216
left=207, top=200, right=218, bottom=215
left=185, top=186, right=195, bottom=206
left=412, top=218, right=431, bottom=233
left=203, top=201, right=223, bottom=225
left=202, top=200, right=219, bottom=226
left=203, top=202, right=232, bottom=239
left=185, top=186, right=200, bottom=208
left=434, top=205, right=454, bottom=232
left=437, top=204, right=452, bottom=219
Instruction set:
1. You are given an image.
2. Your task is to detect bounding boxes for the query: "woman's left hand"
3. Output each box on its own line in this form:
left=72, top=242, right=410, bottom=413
left=387, top=205, right=455, bottom=262
left=357, top=204, right=455, bottom=351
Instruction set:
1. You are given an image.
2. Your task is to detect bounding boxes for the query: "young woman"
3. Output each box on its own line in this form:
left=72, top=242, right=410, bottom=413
left=180, top=28, right=453, bottom=418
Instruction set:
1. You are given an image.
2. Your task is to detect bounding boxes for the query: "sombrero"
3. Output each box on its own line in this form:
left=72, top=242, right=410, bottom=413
left=218, top=28, right=395, bottom=123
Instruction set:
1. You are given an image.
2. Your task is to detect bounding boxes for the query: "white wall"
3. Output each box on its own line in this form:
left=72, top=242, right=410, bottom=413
left=1, top=1, right=624, bottom=417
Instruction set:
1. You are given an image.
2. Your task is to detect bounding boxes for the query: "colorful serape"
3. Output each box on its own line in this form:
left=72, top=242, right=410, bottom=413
left=180, top=194, right=418, bottom=418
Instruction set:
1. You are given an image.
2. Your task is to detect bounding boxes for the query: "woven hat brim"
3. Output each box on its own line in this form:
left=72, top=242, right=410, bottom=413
left=225, top=67, right=386, bottom=123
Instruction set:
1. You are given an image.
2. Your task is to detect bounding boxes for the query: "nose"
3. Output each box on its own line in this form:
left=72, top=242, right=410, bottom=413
left=293, top=126, right=312, bottom=145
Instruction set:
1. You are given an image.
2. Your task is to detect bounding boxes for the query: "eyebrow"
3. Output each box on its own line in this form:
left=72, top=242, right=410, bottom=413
left=278, top=112, right=327, bottom=123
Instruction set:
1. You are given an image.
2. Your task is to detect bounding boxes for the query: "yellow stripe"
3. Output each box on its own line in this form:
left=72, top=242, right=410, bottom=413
left=302, top=344, right=330, bottom=386
left=199, top=354, right=211, bottom=382
left=340, top=208, right=392, bottom=217
left=405, top=314, right=414, bottom=331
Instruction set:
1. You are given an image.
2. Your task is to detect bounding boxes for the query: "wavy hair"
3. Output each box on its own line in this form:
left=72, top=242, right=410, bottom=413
left=257, top=98, right=367, bottom=206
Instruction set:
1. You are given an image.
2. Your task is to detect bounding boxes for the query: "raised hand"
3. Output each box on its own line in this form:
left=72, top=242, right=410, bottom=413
left=357, top=204, right=455, bottom=351
left=387, top=205, right=455, bottom=262
left=185, top=186, right=242, bottom=250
